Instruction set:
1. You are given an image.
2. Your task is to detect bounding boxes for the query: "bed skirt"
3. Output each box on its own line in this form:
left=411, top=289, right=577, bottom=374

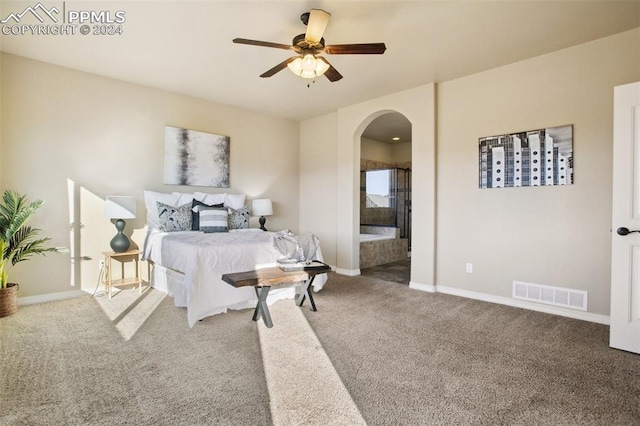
left=149, top=261, right=300, bottom=315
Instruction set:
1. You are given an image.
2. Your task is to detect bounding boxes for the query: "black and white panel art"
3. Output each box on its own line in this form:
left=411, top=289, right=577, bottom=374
left=164, top=126, right=230, bottom=187
left=479, top=124, right=573, bottom=189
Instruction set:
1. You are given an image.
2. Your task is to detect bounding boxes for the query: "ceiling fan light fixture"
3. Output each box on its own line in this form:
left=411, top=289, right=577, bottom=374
left=234, top=8, right=384, bottom=83
left=301, top=53, right=317, bottom=72
left=287, top=54, right=330, bottom=79
left=315, top=57, right=330, bottom=76
left=287, top=57, right=306, bottom=77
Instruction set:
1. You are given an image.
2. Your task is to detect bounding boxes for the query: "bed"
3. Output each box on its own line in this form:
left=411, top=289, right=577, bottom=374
left=142, top=190, right=327, bottom=327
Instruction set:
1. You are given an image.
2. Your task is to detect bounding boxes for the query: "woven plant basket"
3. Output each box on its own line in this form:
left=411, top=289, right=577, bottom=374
left=0, top=283, right=19, bottom=317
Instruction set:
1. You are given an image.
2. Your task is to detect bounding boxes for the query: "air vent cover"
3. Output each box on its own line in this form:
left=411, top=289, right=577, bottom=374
left=513, top=281, right=587, bottom=311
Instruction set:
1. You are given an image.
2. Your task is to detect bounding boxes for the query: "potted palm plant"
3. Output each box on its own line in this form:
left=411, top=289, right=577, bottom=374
left=0, top=190, right=59, bottom=317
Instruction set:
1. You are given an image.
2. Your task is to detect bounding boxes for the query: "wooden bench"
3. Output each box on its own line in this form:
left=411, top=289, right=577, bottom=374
left=221, top=264, right=330, bottom=328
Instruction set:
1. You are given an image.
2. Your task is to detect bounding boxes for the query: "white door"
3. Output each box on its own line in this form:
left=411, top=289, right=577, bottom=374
left=611, top=81, right=640, bottom=354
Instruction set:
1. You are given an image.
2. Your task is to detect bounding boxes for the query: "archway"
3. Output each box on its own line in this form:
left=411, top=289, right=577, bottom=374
left=310, top=83, right=435, bottom=291
left=358, top=112, right=412, bottom=277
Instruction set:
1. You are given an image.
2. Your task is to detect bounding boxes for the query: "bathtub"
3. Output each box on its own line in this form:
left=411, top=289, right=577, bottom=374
left=360, top=233, right=395, bottom=242
left=359, top=231, right=408, bottom=269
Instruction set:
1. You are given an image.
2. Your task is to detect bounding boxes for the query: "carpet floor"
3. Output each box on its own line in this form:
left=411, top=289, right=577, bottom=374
left=1, top=272, right=639, bottom=425
left=303, top=274, right=640, bottom=425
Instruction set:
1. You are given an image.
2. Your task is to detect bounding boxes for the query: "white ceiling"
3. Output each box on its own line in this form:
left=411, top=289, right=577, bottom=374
left=1, top=1, right=639, bottom=139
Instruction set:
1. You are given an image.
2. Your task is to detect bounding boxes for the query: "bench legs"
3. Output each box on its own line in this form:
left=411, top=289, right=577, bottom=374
left=253, top=277, right=318, bottom=328
left=296, top=276, right=317, bottom=312
left=253, top=286, right=273, bottom=328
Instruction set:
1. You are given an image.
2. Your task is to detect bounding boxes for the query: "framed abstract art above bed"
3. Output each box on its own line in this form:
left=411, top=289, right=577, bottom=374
left=163, top=126, right=230, bottom=187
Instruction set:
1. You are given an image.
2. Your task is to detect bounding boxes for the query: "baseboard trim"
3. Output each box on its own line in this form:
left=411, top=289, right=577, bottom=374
left=16, top=282, right=609, bottom=325
left=435, top=285, right=610, bottom=325
left=18, top=290, right=86, bottom=306
left=409, top=281, right=436, bottom=292
left=335, top=268, right=360, bottom=276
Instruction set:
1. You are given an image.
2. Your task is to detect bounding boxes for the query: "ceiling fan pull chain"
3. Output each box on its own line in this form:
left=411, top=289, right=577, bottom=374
left=307, top=75, right=317, bottom=88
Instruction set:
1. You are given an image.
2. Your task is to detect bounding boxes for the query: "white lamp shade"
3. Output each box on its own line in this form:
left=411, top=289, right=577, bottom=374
left=252, top=199, right=273, bottom=217
left=104, top=196, right=136, bottom=219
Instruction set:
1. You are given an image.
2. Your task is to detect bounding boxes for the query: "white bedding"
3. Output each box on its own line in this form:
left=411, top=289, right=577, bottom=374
left=143, top=229, right=327, bottom=327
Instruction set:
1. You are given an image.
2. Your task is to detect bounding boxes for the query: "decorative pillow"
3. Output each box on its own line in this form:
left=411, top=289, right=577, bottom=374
left=156, top=201, right=192, bottom=232
left=194, top=192, right=226, bottom=206
left=228, top=205, right=250, bottom=229
left=144, top=190, right=193, bottom=231
left=191, top=199, right=224, bottom=230
left=224, top=193, right=246, bottom=210
left=199, top=206, right=229, bottom=233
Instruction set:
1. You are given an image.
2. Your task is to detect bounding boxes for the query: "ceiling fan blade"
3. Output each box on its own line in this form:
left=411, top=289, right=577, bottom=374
left=324, top=43, right=387, bottom=55
left=305, top=9, right=331, bottom=45
left=317, top=57, right=343, bottom=82
left=260, top=57, right=298, bottom=78
left=233, top=38, right=293, bottom=51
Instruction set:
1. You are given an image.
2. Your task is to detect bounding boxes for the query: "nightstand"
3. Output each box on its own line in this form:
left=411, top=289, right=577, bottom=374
left=103, top=249, right=143, bottom=299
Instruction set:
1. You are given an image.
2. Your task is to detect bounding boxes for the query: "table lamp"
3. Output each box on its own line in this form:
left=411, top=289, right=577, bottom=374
left=104, top=196, right=136, bottom=252
left=252, top=199, right=273, bottom=231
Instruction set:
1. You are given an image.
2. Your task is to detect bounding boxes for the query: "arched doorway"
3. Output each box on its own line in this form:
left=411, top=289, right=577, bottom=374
left=357, top=112, right=412, bottom=278
left=326, top=83, right=434, bottom=290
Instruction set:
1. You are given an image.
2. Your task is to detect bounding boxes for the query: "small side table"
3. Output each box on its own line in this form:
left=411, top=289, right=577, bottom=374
left=103, top=249, right=142, bottom=299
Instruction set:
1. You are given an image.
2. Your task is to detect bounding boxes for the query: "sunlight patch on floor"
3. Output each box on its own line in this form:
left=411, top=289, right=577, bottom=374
left=93, top=285, right=165, bottom=340
left=258, top=300, right=366, bottom=425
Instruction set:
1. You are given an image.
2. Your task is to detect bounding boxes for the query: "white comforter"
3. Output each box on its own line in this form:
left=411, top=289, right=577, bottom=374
left=143, top=229, right=327, bottom=327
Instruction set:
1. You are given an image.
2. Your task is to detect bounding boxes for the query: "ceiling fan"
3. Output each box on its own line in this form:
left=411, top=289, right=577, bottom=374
left=232, top=9, right=386, bottom=83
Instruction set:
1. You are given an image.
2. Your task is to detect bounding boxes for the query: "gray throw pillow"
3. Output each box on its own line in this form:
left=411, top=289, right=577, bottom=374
left=228, top=205, right=250, bottom=229
left=157, top=201, right=192, bottom=232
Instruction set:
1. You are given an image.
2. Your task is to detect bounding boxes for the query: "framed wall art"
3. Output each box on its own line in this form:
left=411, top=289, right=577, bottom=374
left=164, top=126, right=230, bottom=187
left=479, top=124, right=573, bottom=189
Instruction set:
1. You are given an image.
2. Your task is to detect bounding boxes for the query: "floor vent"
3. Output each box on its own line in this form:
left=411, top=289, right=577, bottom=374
left=512, top=281, right=587, bottom=311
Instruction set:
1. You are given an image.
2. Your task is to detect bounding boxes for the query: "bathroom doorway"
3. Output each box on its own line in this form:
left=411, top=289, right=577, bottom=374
left=359, top=112, right=412, bottom=272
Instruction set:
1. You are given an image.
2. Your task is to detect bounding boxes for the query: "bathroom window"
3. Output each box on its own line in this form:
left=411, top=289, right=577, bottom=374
left=366, top=169, right=392, bottom=208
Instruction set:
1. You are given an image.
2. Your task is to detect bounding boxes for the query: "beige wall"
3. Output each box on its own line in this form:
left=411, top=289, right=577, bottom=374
left=361, top=137, right=412, bottom=165
left=390, top=141, right=411, bottom=164
left=1, top=53, right=300, bottom=297
left=361, top=137, right=392, bottom=162
left=436, top=29, right=640, bottom=315
left=299, top=112, right=338, bottom=265
left=0, top=53, right=3, bottom=188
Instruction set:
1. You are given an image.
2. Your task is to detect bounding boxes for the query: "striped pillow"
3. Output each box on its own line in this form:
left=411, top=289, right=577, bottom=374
left=191, top=199, right=224, bottom=230
left=198, top=206, right=228, bottom=233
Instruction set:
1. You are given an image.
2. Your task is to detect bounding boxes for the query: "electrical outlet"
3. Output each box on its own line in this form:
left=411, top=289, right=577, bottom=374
left=466, top=263, right=473, bottom=273
left=98, top=260, right=105, bottom=271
